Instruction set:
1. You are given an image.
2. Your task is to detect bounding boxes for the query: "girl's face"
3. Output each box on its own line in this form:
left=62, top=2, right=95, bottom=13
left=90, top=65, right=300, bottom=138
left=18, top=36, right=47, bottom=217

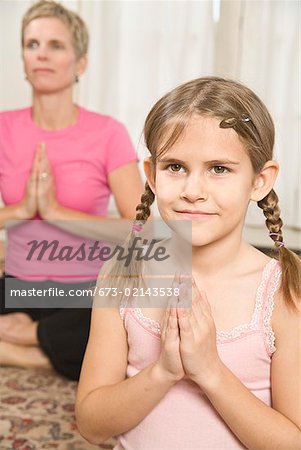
left=146, top=115, right=264, bottom=247
left=23, top=17, right=86, bottom=94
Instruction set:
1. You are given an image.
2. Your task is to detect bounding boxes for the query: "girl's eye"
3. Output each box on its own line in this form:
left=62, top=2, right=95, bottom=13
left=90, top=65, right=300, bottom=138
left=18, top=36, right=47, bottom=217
left=211, top=166, right=229, bottom=174
left=167, top=163, right=185, bottom=173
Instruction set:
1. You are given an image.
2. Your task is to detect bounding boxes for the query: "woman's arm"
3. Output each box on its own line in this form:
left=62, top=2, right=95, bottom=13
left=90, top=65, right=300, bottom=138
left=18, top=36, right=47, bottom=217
left=0, top=240, right=5, bottom=276
left=38, top=157, right=146, bottom=244
left=0, top=149, right=40, bottom=229
left=0, top=203, right=29, bottom=229
left=75, top=306, right=178, bottom=445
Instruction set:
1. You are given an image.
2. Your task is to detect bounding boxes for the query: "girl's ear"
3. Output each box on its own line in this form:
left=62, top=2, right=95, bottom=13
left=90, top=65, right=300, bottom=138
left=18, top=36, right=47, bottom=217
left=250, top=160, right=279, bottom=202
left=143, top=157, right=156, bottom=195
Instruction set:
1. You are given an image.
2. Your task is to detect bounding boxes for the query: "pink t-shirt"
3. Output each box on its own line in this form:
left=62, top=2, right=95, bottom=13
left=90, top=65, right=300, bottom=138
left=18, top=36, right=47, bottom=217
left=0, top=107, right=138, bottom=280
left=116, top=258, right=281, bottom=450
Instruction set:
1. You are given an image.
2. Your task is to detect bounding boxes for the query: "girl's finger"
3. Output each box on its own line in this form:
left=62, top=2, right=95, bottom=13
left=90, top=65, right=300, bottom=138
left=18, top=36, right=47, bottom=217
left=191, top=278, right=211, bottom=316
left=178, top=311, right=193, bottom=337
left=161, top=307, right=170, bottom=340
left=197, top=289, right=212, bottom=316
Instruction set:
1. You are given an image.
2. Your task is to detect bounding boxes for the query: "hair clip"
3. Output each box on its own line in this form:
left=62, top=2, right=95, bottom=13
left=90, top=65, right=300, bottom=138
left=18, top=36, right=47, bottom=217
left=240, top=114, right=251, bottom=123
left=219, top=114, right=252, bottom=129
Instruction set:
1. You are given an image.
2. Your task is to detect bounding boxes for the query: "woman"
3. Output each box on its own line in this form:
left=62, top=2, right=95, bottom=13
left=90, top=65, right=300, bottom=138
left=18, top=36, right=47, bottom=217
left=0, top=0, right=144, bottom=380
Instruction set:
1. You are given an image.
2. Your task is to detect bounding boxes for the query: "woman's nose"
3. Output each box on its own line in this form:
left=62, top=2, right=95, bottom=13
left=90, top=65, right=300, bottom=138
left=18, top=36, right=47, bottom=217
left=36, top=45, right=48, bottom=60
left=180, top=174, right=208, bottom=202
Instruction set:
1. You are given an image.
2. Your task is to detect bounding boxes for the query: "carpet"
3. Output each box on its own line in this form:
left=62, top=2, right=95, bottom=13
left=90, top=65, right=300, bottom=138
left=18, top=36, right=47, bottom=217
left=0, top=367, right=116, bottom=450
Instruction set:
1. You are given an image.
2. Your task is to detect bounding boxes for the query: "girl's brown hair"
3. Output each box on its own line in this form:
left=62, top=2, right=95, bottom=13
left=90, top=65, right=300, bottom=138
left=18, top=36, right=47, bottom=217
left=133, top=76, right=300, bottom=308
left=22, top=0, right=89, bottom=59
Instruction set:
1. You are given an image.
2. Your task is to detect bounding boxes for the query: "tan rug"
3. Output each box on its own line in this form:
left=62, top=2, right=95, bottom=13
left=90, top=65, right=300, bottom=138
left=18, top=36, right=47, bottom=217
left=0, top=367, right=116, bottom=450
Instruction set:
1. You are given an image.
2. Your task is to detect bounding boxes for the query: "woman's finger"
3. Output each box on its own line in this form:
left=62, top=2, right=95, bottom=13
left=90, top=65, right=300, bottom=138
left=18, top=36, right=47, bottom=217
left=38, top=142, right=52, bottom=179
left=30, top=147, right=41, bottom=183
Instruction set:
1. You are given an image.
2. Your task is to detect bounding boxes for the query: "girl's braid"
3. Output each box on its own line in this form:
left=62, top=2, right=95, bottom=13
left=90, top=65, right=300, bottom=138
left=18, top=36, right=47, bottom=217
left=257, top=189, right=283, bottom=247
left=135, top=181, right=155, bottom=222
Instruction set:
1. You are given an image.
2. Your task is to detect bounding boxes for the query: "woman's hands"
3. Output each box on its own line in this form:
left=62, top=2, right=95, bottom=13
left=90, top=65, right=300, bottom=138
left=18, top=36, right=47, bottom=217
left=36, top=144, right=59, bottom=219
left=17, top=147, right=40, bottom=219
left=17, top=142, right=59, bottom=220
left=155, top=276, right=222, bottom=389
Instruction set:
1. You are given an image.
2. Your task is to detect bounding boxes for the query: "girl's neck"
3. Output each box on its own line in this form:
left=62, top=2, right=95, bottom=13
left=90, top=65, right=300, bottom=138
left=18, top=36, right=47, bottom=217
left=191, top=237, right=262, bottom=279
left=32, top=90, right=78, bottom=130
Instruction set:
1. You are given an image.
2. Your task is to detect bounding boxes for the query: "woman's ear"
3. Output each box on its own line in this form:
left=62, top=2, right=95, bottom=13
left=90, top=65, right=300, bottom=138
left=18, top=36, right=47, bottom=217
left=76, top=55, right=87, bottom=76
left=250, top=160, right=279, bottom=202
left=143, top=157, right=156, bottom=195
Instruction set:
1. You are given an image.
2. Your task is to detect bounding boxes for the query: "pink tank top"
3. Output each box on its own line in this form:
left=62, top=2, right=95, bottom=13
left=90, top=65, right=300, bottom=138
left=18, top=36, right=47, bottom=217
left=114, top=258, right=281, bottom=450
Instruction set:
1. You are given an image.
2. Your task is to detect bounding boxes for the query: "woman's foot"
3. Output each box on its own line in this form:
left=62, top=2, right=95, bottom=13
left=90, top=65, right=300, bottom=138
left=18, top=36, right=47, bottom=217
left=0, top=340, right=52, bottom=369
left=0, top=313, right=38, bottom=345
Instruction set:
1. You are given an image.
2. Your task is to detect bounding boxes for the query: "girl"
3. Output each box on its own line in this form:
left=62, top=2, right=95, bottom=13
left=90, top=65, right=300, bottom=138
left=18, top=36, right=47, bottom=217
left=75, top=77, right=301, bottom=449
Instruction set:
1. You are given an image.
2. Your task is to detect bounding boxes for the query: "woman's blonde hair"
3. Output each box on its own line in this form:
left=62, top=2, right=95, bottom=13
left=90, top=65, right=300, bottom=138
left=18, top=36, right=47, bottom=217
left=21, top=0, right=89, bottom=59
left=99, top=77, right=300, bottom=309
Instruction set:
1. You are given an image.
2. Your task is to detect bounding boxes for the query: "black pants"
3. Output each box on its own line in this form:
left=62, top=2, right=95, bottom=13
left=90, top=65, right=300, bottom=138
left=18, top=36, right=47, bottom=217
left=0, top=275, right=94, bottom=380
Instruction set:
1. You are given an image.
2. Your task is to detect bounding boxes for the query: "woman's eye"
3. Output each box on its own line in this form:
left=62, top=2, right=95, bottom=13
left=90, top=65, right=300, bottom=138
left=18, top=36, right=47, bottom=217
left=26, top=41, right=39, bottom=49
left=51, top=42, right=64, bottom=49
left=211, top=166, right=229, bottom=174
left=167, top=164, right=185, bottom=173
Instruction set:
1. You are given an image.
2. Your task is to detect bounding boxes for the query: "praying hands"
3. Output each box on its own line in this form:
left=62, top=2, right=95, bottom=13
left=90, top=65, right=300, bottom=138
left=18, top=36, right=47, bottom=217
left=157, top=276, right=223, bottom=390
left=18, top=142, right=59, bottom=221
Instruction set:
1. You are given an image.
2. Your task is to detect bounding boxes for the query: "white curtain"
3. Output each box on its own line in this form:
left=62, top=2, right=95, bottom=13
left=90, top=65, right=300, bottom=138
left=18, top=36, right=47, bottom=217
left=212, top=0, right=300, bottom=228
left=0, top=0, right=299, bottom=229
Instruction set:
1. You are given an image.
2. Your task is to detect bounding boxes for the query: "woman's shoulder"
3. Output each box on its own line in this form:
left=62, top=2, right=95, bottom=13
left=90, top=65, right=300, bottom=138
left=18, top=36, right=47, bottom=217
left=79, top=107, right=128, bottom=133
left=0, top=107, right=30, bottom=124
left=0, top=108, right=31, bottom=140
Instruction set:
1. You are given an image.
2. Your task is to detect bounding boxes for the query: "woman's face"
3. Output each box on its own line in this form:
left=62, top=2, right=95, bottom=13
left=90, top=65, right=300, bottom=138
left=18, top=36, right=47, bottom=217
left=22, top=17, right=86, bottom=94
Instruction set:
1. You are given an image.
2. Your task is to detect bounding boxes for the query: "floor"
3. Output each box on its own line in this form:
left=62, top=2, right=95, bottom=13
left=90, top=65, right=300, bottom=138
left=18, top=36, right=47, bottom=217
left=0, top=366, right=116, bottom=450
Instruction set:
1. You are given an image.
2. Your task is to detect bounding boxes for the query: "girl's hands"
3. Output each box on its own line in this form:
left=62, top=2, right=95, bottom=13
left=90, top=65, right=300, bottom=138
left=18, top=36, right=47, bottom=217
left=177, top=277, right=222, bottom=388
left=37, top=143, right=59, bottom=220
left=156, top=298, right=185, bottom=383
left=155, top=275, right=222, bottom=389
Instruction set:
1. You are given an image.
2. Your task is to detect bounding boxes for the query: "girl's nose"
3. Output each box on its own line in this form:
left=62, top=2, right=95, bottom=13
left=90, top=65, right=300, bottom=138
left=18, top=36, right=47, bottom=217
left=180, top=174, right=208, bottom=202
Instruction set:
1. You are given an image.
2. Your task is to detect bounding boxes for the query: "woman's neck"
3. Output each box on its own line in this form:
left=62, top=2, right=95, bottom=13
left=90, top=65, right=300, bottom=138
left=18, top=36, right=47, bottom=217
left=32, top=90, right=78, bottom=130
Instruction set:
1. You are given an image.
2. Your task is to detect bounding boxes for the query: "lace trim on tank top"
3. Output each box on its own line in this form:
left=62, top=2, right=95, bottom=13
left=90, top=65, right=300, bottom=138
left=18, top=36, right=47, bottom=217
left=120, top=259, right=280, bottom=351
left=262, top=266, right=281, bottom=355
left=215, top=259, right=279, bottom=345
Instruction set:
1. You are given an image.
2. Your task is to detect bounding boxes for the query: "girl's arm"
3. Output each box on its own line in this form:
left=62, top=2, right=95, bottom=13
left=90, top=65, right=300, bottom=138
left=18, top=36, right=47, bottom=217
left=75, top=305, right=183, bottom=445
left=178, top=285, right=301, bottom=450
